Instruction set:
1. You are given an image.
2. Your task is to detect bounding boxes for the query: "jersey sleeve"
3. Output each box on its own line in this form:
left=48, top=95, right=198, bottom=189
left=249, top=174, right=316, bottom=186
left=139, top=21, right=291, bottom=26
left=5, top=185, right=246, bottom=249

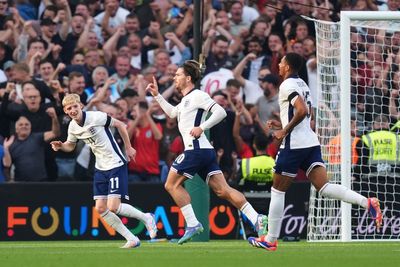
left=66, top=123, right=78, bottom=143
left=196, top=91, right=216, bottom=112
left=281, top=81, right=299, bottom=106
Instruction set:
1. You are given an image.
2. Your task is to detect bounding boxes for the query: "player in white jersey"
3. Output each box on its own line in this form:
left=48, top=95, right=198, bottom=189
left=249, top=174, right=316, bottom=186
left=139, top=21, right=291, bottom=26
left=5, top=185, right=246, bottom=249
left=146, top=60, right=268, bottom=244
left=248, top=53, right=383, bottom=251
left=50, top=93, right=157, bottom=249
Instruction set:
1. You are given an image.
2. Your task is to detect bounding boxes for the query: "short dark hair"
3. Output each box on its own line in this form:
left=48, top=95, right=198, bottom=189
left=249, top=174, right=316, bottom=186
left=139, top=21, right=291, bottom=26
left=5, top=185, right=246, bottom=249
left=28, top=38, right=48, bottom=50
left=254, top=134, right=270, bottom=151
left=69, top=71, right=84, bottom=81
left=121, top=89, right=138, bottom=98
left=211, top=90, right=228, bottom=99
left=39, top=59, right=54, bottom=68
left=21, top=81, right=39, bottom=93
left=138, top=101, right=148, bottom=110
left=246, top=36, right=262, bottom=47
left=42, top=5, right=58, bottom=17
left=213, top=35, right=229, bottom=44
left=285, top=53, right=303, bottom=74
left=126, top=12, right=138, bottom=20
left=181, top=60, right=201, bottom=84
left=72, top=49, right=85, bottom=57
left=226, top=79, right=241, bottom=89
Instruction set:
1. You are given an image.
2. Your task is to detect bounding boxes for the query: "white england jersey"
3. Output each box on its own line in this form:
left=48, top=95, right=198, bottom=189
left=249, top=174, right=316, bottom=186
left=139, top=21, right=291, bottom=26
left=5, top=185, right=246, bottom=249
left=175, top=89, right=216, bottom=150
left=67, top=111, right=126, bottom=170
left=279, top=76, right=320, bottom=149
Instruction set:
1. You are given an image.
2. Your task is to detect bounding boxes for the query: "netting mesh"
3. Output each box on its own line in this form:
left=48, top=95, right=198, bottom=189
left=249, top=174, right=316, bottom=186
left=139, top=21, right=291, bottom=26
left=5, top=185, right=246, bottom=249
left=308, top=17, right=400, bottom=241
left=307, top=20, right=342, bottom=241
left=349, top=19, right=400, bottom=240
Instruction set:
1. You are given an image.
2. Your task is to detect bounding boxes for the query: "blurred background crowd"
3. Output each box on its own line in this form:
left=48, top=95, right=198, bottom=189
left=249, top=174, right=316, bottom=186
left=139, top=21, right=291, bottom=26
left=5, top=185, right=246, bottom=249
left=0, top=0, right=399, bottom=183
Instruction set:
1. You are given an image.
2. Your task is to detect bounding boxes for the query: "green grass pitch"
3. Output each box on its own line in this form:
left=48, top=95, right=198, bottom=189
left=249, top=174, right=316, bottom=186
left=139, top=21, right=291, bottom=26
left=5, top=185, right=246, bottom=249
left=0, top=240, right=399, bottom=267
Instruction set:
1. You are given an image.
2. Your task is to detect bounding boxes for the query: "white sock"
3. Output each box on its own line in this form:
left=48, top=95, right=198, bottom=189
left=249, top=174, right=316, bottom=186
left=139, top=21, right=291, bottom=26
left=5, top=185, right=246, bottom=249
left=319, top=183, right=368, bottom=208
left=181, top=204, right=199, bottom=227
left=240, top=202, right=259, bottom=226
left=101, top=210, right=136, bottom=241
left=116, top=203, right=148, bottom=222
left=265, top=187, right=285, bottom=243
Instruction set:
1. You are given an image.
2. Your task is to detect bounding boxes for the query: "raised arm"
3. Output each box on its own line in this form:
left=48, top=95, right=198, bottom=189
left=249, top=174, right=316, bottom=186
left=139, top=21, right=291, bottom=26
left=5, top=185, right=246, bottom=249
left=0, top=21, right=14, bottom=43
left=77, top=18, right=93, bottom=50
left=57, top=0, right=72, bottom=41
left=233, top=53, right=256, bottom=86
left=101, top=4, right=116, bottom=36
left=233, top=109, right=246, bottom=156
left=85, top=78, right=117, bottom=110
left=103, top=27, right=124, bottom=65
left=149, top=21, right=165, bottom=49
left=202, top=29, right=215, bottom=57
left=389, top=89, right=400, bottom=120
left=146, top=76, right=178, bottom=118
left=2, top=135, right=15, bottom=168
left=44, top=107, right=61, bottom=142
left=165, top=32, right=187, bottom=53
left=174, top=6, right=193, bottom=39
left=146, top=103, right=163, bottom=140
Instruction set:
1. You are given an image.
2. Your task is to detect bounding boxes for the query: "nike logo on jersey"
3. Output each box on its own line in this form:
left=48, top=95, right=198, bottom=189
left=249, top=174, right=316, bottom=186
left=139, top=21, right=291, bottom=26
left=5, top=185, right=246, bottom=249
left=110, top=190, right=118, bottom=193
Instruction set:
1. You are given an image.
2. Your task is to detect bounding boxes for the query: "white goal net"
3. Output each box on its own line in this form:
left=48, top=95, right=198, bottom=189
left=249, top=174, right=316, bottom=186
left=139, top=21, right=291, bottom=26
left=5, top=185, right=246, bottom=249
left=307, top=12, right=400, bottom=242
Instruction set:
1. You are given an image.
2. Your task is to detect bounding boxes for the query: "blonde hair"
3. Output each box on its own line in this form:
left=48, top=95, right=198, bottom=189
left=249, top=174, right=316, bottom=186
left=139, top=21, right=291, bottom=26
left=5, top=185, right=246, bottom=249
left=62, top=93, right=81, bottom=107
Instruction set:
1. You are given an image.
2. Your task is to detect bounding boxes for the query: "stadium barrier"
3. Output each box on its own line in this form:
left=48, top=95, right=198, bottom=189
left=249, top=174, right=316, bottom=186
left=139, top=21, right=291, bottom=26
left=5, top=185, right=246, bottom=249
left=0, top=182, right=311, bottom=241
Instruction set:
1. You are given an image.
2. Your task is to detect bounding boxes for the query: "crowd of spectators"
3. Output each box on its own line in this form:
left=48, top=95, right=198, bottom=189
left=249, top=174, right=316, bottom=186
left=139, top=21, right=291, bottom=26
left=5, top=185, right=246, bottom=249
left=0, top=0, right=399, bottom=183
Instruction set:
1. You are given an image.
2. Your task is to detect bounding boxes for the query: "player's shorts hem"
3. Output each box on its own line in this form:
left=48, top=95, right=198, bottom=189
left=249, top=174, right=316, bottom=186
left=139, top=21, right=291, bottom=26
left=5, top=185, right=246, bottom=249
left=171, top=167, right=194, bottom=179
left=108, top=193, right=121, bottom=199
left=282, top=171, right=297, bottom=177
left=272, top=168, right=297, bottom=178
left=306, top=162, right=326, bottom=177
left=206, top=170, right=223, bottom=184
left=94, top=195, right=107, bottom=200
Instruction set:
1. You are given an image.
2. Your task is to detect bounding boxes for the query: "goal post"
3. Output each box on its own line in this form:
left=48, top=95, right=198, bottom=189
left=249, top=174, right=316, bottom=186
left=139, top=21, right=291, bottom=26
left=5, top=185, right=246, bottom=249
left=307, top=11, right=400, bottom=242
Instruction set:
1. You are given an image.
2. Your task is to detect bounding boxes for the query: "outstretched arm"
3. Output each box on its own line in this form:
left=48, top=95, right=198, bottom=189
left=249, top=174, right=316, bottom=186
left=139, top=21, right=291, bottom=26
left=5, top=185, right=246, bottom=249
left=50, top=140, right=76, bottom=152
left=146, top=76, right=178, bottom=118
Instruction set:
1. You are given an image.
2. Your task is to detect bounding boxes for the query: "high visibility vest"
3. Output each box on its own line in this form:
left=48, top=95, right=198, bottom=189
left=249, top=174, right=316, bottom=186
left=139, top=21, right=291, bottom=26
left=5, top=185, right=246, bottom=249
left=361, top=130, right=399, bottom=165
left=327, top=135, right=360, bottom=165
left=241, top=155, right=275, bottom=182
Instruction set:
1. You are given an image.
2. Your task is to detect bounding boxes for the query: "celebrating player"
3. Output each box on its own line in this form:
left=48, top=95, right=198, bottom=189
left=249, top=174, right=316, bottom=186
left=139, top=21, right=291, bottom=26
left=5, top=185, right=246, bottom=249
left=248, top=53, right=383, bottom=251
left=146, top=60, right=268, bottom=244
left=51, top=93, right=157, bottom=248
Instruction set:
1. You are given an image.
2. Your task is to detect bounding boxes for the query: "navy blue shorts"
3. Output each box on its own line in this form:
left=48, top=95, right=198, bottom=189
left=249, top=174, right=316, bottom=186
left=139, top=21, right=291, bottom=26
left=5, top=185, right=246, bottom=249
left=93, top=164, right=129, bottom=200
left=171, top=149, right=222, bottom=183
left=274, top=146, right=325, bottom=178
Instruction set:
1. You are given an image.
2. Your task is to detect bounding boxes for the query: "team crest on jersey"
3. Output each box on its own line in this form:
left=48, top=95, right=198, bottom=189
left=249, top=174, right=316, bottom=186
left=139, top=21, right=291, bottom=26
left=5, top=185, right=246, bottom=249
left=146, top=130, right=152, bottom=138
left=88, top=127, right=96, bottom=135
left=184, top=99, right=190, bottom=108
